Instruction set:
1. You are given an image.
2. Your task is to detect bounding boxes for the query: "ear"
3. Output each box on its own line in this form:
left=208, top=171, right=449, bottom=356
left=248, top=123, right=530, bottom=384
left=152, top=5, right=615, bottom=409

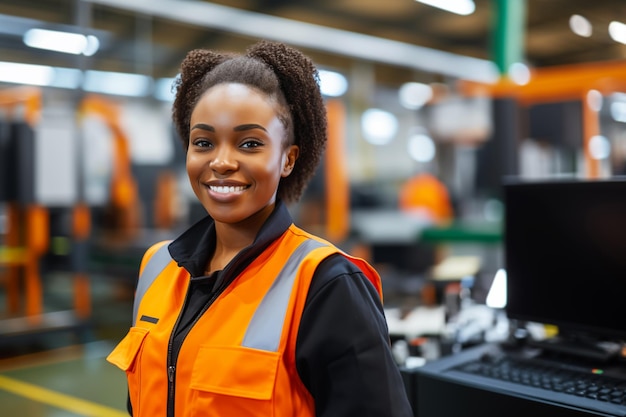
left=281, top=145, right=299, bottom=177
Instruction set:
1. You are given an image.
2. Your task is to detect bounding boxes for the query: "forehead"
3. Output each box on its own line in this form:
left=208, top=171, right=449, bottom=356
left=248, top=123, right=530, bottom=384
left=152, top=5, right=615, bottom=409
left=191, top=83, right=281, bottom=123
left=196, top=83, right=273, bottom=110
left=191, top=83, right=285, bottom=131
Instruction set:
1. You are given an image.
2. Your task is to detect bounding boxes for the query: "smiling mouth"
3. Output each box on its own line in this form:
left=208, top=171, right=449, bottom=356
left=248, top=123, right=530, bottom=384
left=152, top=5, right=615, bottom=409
left=209, top=185, right=248, bottom=194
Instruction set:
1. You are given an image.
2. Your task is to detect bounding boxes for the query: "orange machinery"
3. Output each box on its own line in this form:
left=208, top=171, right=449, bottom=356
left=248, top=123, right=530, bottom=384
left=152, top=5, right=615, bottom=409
left=0, top=89, right=143, bottom=327
left=459, top=60, right=626, bottom=179
left=0, top=87, right=49, bottom=320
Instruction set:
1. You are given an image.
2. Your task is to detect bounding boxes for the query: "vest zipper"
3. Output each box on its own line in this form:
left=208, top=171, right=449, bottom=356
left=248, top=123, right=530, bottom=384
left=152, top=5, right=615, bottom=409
left=165, top=280, right=231, bottom=417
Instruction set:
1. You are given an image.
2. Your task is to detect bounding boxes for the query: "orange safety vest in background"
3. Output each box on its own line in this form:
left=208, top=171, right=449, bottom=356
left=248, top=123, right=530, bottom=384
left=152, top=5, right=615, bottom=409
left=107, top=224, right=382, bottom=416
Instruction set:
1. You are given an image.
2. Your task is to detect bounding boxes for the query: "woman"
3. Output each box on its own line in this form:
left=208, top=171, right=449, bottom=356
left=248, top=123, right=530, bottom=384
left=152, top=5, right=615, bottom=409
left=107, top=40, right=413, bottom=417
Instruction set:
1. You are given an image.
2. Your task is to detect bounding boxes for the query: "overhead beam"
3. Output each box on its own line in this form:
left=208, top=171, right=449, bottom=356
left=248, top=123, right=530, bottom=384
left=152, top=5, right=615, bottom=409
left=83, top=0, right=499, bottom=83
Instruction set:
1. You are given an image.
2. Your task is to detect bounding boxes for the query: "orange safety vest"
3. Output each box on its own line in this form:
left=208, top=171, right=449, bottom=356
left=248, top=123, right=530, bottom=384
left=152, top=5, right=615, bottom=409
left=107, top=224, right=382, bottom=416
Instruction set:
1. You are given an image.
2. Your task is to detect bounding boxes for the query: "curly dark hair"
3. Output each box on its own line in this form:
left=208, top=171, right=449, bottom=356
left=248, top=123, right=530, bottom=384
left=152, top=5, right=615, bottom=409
left=172, top=40, right=328, bottom=204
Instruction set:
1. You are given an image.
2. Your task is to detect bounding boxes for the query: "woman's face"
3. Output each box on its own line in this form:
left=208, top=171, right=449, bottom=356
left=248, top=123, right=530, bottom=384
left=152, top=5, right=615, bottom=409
left=187, top=83, right=298, bottom=226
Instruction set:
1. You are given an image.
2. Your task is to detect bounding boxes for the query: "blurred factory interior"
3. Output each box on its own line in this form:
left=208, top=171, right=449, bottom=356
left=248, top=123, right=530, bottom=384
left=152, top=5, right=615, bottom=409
left=3, top=0, right=626, bottom=415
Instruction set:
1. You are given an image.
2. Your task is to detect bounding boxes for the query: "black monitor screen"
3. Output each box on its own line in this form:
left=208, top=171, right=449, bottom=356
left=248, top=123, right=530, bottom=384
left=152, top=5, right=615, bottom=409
left=504, top=178, right=626, bottom=341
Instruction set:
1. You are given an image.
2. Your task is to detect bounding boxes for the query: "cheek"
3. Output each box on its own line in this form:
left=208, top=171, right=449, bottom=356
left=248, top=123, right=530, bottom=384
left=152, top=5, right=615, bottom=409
left=186, top=151, right=202, bottom=168
left=186, top=154, right=204, bottom=180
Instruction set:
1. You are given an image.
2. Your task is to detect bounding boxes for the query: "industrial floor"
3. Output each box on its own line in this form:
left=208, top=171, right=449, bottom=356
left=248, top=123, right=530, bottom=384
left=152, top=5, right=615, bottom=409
left=0, top=271, right=135, bottom=417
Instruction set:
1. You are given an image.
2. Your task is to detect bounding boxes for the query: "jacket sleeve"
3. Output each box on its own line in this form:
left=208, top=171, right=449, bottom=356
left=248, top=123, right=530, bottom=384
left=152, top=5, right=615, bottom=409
left=295, top=254, right=414, bottom=417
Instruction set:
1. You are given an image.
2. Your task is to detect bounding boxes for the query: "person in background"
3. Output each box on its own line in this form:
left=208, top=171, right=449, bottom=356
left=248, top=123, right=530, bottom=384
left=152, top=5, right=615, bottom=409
left=106, top=40, right=413, bottom=417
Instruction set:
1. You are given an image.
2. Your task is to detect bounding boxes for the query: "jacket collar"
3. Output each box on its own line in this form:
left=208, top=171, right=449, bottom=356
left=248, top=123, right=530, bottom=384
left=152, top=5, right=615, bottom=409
left=168, top=199, right=294, bottom=277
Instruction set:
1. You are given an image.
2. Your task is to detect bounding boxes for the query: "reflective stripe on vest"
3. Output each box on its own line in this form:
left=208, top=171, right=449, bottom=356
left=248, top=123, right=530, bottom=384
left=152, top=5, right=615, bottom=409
left=133, top=238, right=328, bottom=351
left=133, top=242, right=173, bottom=326
left=242, top=238, right=325, bottom=351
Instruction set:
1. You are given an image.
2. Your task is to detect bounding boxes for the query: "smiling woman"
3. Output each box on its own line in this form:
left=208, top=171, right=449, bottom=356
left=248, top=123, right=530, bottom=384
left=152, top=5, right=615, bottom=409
left=106, top=40, right=413, bottom=417
left=186, top=83, right=298, bottom=231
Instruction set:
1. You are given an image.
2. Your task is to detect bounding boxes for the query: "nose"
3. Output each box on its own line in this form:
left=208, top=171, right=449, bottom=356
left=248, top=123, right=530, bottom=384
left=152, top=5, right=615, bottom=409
left=208, top=147, right=238, bottom=174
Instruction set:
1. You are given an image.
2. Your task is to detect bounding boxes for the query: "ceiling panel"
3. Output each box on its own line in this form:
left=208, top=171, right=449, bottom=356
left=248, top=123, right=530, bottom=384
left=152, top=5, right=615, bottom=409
left=0, top=0, right=625, bottom=87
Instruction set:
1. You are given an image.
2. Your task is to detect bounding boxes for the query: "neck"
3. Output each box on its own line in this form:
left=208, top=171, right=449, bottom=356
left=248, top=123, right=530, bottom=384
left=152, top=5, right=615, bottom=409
left=208, top=228, right=253, bottom=274
left=209, top=203, right=275, bottom=273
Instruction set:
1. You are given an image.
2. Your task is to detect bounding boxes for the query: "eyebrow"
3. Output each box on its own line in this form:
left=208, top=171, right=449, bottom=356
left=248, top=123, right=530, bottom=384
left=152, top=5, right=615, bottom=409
left=234, top=123, right=267, bottom=132
left=190, top=123, right=267, bottom=133
left=191, top=123, right=215, bottom=132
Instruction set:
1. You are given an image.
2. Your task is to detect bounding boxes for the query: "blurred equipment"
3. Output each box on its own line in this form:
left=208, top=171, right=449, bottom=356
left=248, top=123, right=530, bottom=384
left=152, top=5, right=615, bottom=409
left=399, top=172, right=454, bottom=225
left=409, top=178, right=626, bottom=417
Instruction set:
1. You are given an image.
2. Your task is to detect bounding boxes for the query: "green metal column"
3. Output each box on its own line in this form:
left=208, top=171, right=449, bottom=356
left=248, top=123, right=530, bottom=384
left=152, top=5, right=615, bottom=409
left=491, top=0, right=527, bottom=74
left=478, top=0, right=528, bottom=199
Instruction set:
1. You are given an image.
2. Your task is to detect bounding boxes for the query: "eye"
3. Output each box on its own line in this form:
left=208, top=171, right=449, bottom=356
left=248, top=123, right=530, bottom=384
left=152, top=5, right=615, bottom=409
left=191, top=138, right=213, bottom=149
left=240, top=139, right=263, bottom=149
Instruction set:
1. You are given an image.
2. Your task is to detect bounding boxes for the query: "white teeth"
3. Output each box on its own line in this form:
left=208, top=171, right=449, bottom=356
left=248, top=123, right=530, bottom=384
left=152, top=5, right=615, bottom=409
left=210, top=185, right=246, bottom=194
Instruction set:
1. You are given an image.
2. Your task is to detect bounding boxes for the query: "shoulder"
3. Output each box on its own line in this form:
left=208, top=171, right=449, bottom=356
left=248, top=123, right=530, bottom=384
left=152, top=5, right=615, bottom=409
left=315, top=252, right=362, bottom=278
left=139, top=240, right=172, bottom=274
left=307, top=253, right=380, bottom=305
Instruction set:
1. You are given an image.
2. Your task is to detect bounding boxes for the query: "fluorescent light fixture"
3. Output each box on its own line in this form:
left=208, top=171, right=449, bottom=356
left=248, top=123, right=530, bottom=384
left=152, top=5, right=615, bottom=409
left=49, top=67, right=82, bottom=89
left=610, top=101, right=626, bottom=123
left=84, top=0, right=497, bottom=83
left=361, top=108, right=398, bottom=145
left=0, top=61, right=82, bottom=88
left=399, top=82, right=433, bottom=110
left=23, top=28, right=100, bottom=56
left=83, top=70, right=152, bottom=97
left=417, top=0, right=475, bottom=15
left=407, top=133, right=436, bottom=162
left=588, top=135, right=611, bottom=160
left=318, top=69, right=348, bottom=97
left=154, top=76, right=177, bottom=102
left=609, top=21, right=626, bottom=44
left=508, top=62, right=531, bottom=85
left=83, top=35, right=100, bottom=56
left=0, top=61, right=156, bottom=98
left=569, top=14, right=592, bottom=37
left=0, top=61, right=54, bottom=86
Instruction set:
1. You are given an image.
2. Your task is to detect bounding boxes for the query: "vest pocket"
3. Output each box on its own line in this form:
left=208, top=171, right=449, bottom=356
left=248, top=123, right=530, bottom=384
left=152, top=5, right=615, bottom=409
left=106, top=327, right=150, bottom=414
left=190, top=345, right=279, bottom=414
left=107, top=327, right=149, bottom=371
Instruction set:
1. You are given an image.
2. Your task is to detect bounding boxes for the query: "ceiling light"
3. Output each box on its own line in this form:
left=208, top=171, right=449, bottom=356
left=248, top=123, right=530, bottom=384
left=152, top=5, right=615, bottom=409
left=83, top=70, right=152, bottom=97
left=569, top=14, right=592, bottom=37
left=407, top=133, right=436, bottom=163
left=50, top=68, right=82, bottom=89
left=610, top=101, right=626, bottom=123
left=416, top=0, right=475, bottom=16
left=0, top=62, right=54, bottom=86
left=361, top=109, right=398, bottom=145
left=85, top=0, right=496, bottom=83
left=508, top=62, right=531, bottom=85
left=609, top=21, right=626, bottom=44
left=399, top=82, right=433, bottom=110
left=154, top=77, right=178, bottom=102
left=318, top=69, right=348, bottom=97
left=0, top=61, right=82, bottom=88
left=588, top=135, right=611, bottom=160
left=23, top=28, right=100, bottom=56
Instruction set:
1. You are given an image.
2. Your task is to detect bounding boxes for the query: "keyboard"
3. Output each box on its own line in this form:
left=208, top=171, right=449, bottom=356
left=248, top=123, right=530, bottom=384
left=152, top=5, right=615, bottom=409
left=454, top=354, right=626, bottom=405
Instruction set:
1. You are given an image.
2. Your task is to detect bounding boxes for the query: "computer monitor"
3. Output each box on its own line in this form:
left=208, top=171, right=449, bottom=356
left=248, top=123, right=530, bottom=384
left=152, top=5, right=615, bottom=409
left=503, top=178, right=626, bottom=344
